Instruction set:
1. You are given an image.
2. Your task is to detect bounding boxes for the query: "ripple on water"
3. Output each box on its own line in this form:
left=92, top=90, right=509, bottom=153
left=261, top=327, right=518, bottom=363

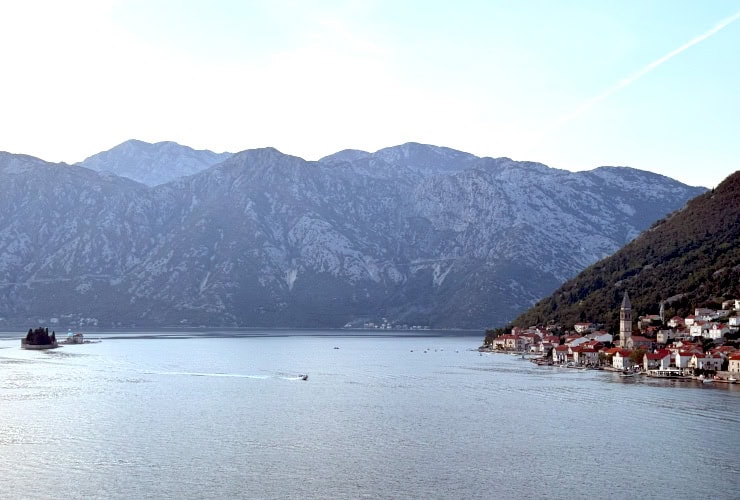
left=0, top=335, right=738, bottom=500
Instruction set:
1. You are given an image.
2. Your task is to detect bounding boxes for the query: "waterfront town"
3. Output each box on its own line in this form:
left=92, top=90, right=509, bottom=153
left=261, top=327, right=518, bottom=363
left=481, top=292, right=740, bottom=383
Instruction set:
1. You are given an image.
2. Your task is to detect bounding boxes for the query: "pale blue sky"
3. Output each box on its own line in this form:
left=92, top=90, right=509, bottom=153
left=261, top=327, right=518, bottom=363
left=0, top=0, right=738, bottom=188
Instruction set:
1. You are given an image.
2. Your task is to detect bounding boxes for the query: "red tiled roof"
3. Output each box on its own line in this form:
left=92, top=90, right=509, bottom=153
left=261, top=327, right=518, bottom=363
left=645, top=352, right=668, bottom=360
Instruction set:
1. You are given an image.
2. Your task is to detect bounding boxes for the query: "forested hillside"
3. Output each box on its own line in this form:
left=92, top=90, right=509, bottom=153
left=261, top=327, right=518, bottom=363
left=511, top=171, right=740, bottom=331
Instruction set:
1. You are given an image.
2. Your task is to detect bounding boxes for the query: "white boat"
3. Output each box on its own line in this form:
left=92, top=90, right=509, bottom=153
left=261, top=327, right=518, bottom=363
left=646, top=369, right=690, bottom=379
left=729, top=377, right=737, bottom=383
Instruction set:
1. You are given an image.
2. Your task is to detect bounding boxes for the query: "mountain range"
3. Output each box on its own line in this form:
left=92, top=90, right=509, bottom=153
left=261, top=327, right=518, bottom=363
left=0, top=140, right=707, bottom=329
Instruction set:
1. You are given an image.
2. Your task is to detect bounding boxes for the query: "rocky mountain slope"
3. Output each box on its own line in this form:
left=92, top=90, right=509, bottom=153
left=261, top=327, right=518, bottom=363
left=509, top=170, right=740, bottom=331
left=0, top=144, right=706, bottom=329
left=76, top=139, right=232, bottom=186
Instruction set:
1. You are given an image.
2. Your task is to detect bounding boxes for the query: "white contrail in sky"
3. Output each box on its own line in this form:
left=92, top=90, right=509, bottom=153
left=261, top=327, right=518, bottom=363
left=549, top=9, right=740, bottom=130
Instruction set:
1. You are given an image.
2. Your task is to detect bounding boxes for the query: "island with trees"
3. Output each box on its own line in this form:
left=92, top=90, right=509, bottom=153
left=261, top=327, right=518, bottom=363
left=21, top=327, right=59, bottom=350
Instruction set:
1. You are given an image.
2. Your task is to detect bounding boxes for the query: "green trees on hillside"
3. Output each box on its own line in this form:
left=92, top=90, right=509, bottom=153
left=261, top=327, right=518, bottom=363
left=507, top=171, right=740, bottom=330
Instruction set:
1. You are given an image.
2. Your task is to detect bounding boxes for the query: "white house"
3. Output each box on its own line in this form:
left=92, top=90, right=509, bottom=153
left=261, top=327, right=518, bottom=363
left=643, top=350, right=671, bottom=371
left=656, top=329, right=676, bottom=344
left=675, top=351, right=696, bottom=370
left=534, top=341, right=556, bottom=354
left=613, top=350, right=634, bottom=370
left=668, top=316, right=685, bottom=328
left=694, top=308, right=715, bottom=321
left=728, top=317, right=740, bottom=327
left=690, top=354, right=722, bottom=371
left=567, top=337, right=590, bottom=348
left=574, top=323, right=593, bottom=333
left=553, top=345, right=570, bottom=364
left=706, top=323, right=729, bottom=340
left=588, top=332, right=613, bottom=343
left=689, top=322, right=709, bottom=338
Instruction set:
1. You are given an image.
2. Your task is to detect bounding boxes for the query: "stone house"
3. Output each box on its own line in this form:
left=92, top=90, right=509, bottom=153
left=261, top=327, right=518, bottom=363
left=728, top=354, right=740, bottom=373
left=553, top=345, right=570, bottom=364
left=689, top=354, right=722, bottom=371
left=628, top=336, right=654, bottom=350
left=573, top=346, right=599, bottom=366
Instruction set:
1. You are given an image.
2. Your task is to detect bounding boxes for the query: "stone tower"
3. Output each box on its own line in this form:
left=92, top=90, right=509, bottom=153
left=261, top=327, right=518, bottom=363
left=619, top=291, right=632, bottom=348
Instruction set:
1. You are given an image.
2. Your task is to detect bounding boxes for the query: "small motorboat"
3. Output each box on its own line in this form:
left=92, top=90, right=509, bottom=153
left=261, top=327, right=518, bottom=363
left=300, top=374, right=308, bottom=381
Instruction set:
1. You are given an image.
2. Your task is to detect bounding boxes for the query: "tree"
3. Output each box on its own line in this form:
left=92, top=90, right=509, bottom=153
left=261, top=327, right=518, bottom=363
left=483, top=327, right=507, bottom=346
left=598, top=352, right=608, bottom=366
left=629, top=348, right=647, bottom=365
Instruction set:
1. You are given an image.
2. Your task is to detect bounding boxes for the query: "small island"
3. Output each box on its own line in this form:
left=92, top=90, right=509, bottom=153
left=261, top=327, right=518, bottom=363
left=21, top=327, right=59, bottom=350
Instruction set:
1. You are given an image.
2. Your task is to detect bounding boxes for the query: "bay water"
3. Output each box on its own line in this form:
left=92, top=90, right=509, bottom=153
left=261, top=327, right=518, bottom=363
left=1, top=330, right=738, bottom=499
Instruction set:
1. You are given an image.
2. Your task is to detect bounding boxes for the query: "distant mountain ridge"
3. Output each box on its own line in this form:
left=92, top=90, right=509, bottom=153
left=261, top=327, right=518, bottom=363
left=76, top=139, right=232, bottom=186
left=0, top=143, right=707, bottom=329
left=510, top=170, right=740, bottom=331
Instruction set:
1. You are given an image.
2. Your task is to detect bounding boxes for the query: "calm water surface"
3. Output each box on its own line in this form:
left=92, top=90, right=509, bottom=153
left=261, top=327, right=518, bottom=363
left=1, top=330, right=738, bottom=499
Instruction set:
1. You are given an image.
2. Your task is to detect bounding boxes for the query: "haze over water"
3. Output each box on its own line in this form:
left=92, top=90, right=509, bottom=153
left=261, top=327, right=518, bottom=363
left=1, top=330, right=738, bottom=499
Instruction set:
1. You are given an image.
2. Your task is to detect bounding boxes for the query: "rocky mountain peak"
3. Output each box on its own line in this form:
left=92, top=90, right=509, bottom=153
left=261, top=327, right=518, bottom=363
left=374, top=142, right=478, bottom=175
left=319, top=149, right=372, bottom=165
left=76, top=139, right=232, bottom=186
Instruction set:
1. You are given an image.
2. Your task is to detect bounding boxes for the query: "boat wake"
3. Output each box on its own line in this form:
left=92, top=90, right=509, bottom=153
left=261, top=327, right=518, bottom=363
left=146, top=370, right=307, bottom=380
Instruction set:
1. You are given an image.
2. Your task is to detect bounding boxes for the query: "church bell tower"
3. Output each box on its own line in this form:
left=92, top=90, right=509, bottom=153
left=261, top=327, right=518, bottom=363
left=619, top=291, right=632, bottom=348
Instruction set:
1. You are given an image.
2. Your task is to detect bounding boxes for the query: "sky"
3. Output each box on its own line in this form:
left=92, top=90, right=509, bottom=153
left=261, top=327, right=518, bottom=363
left=0, top=0, right=738, bottom=188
